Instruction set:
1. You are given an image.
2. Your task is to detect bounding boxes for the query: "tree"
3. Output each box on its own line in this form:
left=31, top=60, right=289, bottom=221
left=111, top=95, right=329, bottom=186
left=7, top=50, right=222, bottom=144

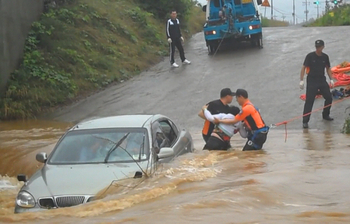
left=138, top=0, right=193, bottom=21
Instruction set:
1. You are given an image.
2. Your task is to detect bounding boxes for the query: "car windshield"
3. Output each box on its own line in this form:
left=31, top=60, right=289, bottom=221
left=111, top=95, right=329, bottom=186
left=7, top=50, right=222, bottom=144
left=48, top=128, right=148, bottom=164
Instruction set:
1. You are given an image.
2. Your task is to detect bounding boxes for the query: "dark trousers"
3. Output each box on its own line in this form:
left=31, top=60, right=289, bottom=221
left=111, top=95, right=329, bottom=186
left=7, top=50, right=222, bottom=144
left=242, top=132, right=268, bottom=151
left=302, top=78, right=332, bottom=123
left=202, top=133, right=210, bottom=143
left=170, top=38, right=185, bottom=64
left=203, top=136, right=229, bottom=150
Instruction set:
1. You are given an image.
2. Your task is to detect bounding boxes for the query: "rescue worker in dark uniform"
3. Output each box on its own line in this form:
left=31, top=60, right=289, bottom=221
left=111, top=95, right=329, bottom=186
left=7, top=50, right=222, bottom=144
left=166, top=10, right=191, bottom=68
left=300, top=40, right=334, bottom=129
left=214, top=89, right=269, bottom=151
left=202, top=105, right=247, bottom=151
left=198, top=88, right=239, bottom=143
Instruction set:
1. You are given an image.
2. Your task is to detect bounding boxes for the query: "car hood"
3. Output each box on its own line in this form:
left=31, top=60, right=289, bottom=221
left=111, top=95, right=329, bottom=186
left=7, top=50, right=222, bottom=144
left=26, top=163, right=143, bottom=197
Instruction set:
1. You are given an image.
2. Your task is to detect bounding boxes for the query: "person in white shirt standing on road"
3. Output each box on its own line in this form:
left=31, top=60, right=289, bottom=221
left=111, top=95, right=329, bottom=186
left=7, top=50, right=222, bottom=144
left=166, top=10, right=191, bottom=68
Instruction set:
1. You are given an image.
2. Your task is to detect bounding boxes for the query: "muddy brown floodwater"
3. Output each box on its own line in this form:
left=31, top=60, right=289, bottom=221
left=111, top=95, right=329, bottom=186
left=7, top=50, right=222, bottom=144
left=1, top=120, right=350, bottom=224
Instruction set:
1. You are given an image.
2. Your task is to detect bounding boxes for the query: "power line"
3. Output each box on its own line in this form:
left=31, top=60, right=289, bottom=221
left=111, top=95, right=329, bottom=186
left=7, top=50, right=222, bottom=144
left=272, top=5, right=315, bottom=22
left=273, top=6, right=288, bottom=14
left=274, top=8, right=287, bottom=15
left=263, top=2, right=321, bottom=23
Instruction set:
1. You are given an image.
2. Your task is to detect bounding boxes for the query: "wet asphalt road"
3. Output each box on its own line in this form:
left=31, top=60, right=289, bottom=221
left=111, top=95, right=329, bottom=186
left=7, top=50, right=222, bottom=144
left=48, top=26, right=350, bottom=133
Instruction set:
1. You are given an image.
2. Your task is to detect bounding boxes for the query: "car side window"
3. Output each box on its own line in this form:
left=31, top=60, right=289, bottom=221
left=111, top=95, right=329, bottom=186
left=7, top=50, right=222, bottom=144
left=167, top=119, right=179, bottom=136
left=151, top=119, right=179, bottom=153
left=159, top=120, right=177, bottom=146
left=151, top=121, right=169, bottom=153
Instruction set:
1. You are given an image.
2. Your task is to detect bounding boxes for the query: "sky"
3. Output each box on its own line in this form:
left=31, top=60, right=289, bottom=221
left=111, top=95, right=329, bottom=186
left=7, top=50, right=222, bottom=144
left=197, top=0, right=349, bottom=24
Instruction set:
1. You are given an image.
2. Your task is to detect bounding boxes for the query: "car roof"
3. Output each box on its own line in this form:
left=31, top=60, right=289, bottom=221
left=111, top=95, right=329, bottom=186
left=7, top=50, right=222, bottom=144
left=71, top=114, right=164, bottom=130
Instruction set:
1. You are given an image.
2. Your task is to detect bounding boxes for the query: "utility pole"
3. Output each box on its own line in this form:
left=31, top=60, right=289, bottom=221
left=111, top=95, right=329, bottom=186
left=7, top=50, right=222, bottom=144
left=271, top=0, right=274, bottom=20
left=293, top=0, right=296, bottom=25
left=306, top=0, right=308, bottom=22
left=325, top=0, right=330, bottom=12
left=302, top=0, right=310, bottom=22
left=313, top=1, right=320, bottom=18
left=282, top=14, right=286, bottom=21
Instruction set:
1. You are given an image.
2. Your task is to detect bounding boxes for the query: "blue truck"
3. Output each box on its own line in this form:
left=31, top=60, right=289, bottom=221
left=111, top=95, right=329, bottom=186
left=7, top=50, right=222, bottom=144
left=202, top=0, right=263, bottom=54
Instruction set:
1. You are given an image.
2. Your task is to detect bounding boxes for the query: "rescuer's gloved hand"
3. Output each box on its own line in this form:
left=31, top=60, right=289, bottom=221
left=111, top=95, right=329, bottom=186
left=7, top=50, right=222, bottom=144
left=167, top=38, right=172, bottom=44
left=181, top=37, right=184, bottom=42
left=330, top=80, right=335, bottom=88
left=299, top=80, right=304, bottom=90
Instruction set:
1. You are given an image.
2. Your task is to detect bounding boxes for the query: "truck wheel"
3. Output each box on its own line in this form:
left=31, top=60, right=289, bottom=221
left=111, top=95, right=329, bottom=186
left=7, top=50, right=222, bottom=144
left=208, top=44, right=216, bottom=55
left=251, top=40, right=257, bottom=47
left=257, top=33, right=263, bottom=49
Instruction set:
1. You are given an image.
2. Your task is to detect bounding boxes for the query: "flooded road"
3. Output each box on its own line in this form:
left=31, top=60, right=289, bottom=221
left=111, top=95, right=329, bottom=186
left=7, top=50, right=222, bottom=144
left=1, top=26, right=350, bottom=223
left=1, top=125, right=350, bottom=223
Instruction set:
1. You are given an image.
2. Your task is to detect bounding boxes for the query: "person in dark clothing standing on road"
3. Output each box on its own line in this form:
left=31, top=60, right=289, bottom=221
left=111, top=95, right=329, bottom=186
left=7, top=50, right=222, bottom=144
left=166, top=10, right=191, bottom=68
left=300, top=40, right=335, bottom=129
left=198, top=88, right=238, bottom=143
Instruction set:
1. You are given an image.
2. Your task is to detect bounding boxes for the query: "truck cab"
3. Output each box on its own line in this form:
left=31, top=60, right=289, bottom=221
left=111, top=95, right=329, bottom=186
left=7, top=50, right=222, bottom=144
left=202, top=0, right=263, bottom=54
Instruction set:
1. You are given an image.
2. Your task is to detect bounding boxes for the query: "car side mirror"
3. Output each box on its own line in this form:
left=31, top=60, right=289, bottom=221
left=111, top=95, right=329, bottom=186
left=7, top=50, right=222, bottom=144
left=36, top=152, right=47, bottom=163
left=158, top=147, right=174, bottom=160
left=202, top=5, right=207, bottom=12
left=257, top=0, right=262, bottom=5
left=17, top=174, right=27, bottom=183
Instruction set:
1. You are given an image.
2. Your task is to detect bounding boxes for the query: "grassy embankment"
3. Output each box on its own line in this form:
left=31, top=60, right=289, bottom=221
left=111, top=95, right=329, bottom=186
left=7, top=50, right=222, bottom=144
left=0, top=0, right=205, bottom=120
left=261, top=17, right=289, bottom=27
left=309, top=4, right=350, bottom=26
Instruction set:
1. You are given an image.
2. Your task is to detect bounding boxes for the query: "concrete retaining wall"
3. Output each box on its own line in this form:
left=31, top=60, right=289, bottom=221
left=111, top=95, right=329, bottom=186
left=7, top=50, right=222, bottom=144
left=0, top=0, right=44, bottom=95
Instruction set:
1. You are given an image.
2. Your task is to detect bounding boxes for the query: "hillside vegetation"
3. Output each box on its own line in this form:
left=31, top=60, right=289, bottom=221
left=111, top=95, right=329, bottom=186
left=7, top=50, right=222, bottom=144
left=309, top=4, right=350, bottom=26
left=0, top=0, right=205, bottom=120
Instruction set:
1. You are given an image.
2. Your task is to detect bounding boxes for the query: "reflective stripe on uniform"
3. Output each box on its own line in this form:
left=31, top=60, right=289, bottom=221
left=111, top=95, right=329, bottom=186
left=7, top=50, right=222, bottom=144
left=235, top=101, right=265, bottom=131
left=202, top=120, right=210, bottom=135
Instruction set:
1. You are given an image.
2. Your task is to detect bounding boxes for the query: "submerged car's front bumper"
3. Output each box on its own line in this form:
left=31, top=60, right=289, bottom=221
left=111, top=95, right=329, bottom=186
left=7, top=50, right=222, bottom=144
left=14, top=195, right=94, bottom=214
left=15, top=205, right=44, bottom=214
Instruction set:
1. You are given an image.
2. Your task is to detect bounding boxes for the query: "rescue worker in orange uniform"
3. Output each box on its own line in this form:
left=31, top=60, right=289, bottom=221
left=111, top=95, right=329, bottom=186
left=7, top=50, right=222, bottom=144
left=214, top=89, right=269, bottom=151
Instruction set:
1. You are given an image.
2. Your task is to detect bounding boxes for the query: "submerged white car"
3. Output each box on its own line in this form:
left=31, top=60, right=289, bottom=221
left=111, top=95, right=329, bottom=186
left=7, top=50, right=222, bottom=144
left=15, top=114, right=194, bottom=213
